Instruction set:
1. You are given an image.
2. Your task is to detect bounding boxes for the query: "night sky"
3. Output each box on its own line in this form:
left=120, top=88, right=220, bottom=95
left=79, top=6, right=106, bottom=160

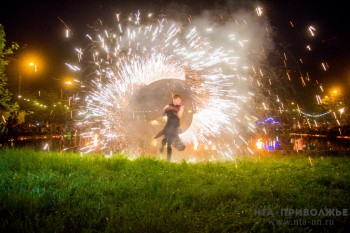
left=0, top=0, right=349, bottom=92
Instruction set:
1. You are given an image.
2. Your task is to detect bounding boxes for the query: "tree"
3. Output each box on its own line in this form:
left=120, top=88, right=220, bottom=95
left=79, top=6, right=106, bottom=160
left=0, top=24, right=19, bottom=112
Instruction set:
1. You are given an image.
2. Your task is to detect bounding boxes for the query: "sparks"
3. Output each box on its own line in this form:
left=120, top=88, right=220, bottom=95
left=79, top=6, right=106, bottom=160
left=66, top=8, right=319, bottom=159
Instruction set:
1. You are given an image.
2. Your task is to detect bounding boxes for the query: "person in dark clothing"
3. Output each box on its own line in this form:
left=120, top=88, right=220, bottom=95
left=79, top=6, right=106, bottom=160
left=155, top=94, right=186, bottom=161
left=5, top=112, right=19, bottom=147
left=0, top=123, right=6, bottom=148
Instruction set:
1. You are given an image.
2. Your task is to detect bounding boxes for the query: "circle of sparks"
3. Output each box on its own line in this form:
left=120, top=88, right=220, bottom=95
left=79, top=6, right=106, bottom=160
left=72, top=10, right=273, bottom=159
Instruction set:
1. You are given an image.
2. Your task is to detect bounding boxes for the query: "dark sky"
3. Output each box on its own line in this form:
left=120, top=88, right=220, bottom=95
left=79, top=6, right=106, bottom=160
left=0, top=0, right=349, bottom=92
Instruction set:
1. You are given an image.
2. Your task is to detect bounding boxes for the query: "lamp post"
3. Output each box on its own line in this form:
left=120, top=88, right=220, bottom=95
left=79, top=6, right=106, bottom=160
left=328, top=88, right=345, bottom=126
left=18, top=61, right=37, bottom=98
left=60, top=78, right=76, bottom=121
left=61, top=80, right=73, bottom=101
left=18, top=74, right=22, bottom=98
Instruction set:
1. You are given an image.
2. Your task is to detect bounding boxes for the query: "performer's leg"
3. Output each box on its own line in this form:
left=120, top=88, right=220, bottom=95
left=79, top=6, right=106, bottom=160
left=166, top=146, right=172, bottom=161
left=166, top=137, right=173, bottom=161
left=159, top=137, right=167, bottom=153
left=154, top=129, right=165, bottom=139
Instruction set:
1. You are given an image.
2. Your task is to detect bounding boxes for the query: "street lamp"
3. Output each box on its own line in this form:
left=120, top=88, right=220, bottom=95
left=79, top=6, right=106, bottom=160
left=18, top=61, right=38, bottom=98
left=61, top=78, right=74, bottom=100
left=60, top=77, right=78, bottom=121
left=28, top=62, right=37, bottom=72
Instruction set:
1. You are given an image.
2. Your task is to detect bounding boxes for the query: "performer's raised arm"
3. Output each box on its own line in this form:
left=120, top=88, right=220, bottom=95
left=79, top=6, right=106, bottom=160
left=163, top=104, right=169, bottom=111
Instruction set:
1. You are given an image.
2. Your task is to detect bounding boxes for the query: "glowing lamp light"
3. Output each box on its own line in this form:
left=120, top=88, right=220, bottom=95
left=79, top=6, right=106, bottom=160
left=28, top=62, right=37, bottom=72
left=256, top=138, right=263, bottom=150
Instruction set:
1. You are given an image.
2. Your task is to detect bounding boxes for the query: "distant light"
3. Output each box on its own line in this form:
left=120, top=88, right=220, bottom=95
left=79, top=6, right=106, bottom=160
left=256, top=116, right=280, bottom=125
left=256, top=138, right=263, bottom=150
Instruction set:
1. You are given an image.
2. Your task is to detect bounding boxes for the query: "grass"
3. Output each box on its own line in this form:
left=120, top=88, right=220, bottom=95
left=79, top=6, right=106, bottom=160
left=0, top=148, right=349, bottom=232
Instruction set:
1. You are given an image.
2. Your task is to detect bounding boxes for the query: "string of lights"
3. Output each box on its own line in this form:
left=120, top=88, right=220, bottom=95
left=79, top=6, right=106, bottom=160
left=300, top=110, right=332, bottom=118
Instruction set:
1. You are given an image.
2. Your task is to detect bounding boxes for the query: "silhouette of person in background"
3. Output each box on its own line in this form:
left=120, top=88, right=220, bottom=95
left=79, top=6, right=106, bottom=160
left=293, top=137, right=304, bottom=152
left=5, top=112, right=19, bottom=147
left=0, top=122, right=6, bottom=148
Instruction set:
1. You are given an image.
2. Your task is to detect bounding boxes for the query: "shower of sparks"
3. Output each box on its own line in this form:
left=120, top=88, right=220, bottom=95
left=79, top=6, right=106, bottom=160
left=64, top=7, right=338, bottom=159
left=66, top=10, right=277, bottom=158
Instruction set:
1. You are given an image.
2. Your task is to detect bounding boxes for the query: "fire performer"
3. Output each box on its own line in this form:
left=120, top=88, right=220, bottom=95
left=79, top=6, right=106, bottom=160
left=154, top=94, right=186, bottom=161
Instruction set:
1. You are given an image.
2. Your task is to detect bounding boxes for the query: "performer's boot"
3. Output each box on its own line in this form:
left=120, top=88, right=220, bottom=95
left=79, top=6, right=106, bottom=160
left=167, top=145, right=172, bottom=161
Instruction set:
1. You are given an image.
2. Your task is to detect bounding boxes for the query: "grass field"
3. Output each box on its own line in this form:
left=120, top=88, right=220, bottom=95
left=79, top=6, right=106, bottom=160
left=0, top=148, right=349, bottom=232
